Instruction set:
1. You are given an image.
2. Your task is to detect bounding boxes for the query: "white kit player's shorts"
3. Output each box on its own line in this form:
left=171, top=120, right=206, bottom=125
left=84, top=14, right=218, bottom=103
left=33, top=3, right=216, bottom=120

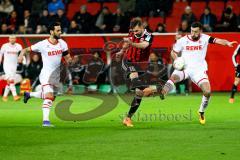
left=3, top=64, right=17, bottom=80
left=39, top=69, right=60, bottom=95
left=172, top=67, right=209, bottom=87
left=2, top=74, right=22, bottom=84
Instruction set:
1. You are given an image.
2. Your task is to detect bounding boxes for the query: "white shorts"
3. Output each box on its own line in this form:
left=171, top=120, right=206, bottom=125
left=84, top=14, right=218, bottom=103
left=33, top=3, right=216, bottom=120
left=172, top=68, right=209, bottom=87
left=2, top=74, right=22, bottom=83
left=3, top=65, right=17, bottom=80
left=39, top=70, right=60, bottom=87
left=39, top=69, right=60, bottom=96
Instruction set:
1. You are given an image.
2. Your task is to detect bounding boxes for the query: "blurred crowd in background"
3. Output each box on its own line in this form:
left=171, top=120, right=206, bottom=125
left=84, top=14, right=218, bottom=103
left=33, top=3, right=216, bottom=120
left=0, top=0, right=240, bottom=34
left=0, top=50, right=172, bottom=94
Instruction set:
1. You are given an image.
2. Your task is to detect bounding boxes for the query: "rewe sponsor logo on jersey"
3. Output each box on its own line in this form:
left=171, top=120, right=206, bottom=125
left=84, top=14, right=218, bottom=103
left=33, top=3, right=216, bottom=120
left=186, top=45, right=203, bottom=51
left=7, top=51, right=18, bottom=54
left=48, top=50, right=63, bottom=56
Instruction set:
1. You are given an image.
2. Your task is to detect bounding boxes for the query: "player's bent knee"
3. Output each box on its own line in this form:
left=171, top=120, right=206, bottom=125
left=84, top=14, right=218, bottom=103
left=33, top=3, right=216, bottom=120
left=235, top=78, right=240, bottom=85
left=44, top=94, right=55, bottom=101
left=143, top=87, right=154, bottom=97
left=135, top=88, right=144, bottom=97
left=203, top=90, right=211, bottom=97
left=171, top=74, right=181, bottom=83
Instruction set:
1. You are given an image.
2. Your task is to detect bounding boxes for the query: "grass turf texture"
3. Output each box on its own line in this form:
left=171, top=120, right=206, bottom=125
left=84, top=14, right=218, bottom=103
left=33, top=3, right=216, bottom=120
left=0, top=93, right=240, bottom=160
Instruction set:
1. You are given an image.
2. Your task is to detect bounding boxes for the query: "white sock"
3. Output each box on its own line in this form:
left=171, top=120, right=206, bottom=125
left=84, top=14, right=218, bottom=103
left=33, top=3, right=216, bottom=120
left=199, top=95, right=211, bottom=113
left=9, top=83, right=17, bottom=96
left=42, top=99, right=53, bottom=121
left=163, top=79, right=175, bottom=95
left=30, top=91, right=43, bottom=99
left=3, top=85, right=10, bottom=97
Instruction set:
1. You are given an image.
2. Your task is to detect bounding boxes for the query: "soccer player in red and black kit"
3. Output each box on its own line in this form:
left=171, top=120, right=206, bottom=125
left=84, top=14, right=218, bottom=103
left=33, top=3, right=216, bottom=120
left=117, top=18, right=155, bottom=127
left=229, top=44, right=240, bottom=103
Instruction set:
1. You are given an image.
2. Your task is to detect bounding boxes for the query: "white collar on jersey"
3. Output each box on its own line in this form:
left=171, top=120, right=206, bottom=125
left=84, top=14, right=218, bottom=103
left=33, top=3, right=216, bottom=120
left=8, top=42, right=17, bottom=47
left=187, top=34, right=202, bottom=42
left=47, top=38, right=59, bottom=45
left=134, top=29, right=147, bottom=38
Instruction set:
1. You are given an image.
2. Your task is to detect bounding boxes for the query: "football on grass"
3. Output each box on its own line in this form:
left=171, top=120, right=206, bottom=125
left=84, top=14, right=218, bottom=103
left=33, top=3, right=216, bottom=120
left=173, top=57, right=185, bottom=71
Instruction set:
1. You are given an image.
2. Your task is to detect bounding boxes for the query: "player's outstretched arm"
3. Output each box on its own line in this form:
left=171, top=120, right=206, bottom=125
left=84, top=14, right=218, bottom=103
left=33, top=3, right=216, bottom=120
left=214, top=38, right=238, bottom=47
left=18, top=47, right=31, bottom=63
left=123, top=37, right=149, bottom=49
left=170, top=50, right=178, bottom=61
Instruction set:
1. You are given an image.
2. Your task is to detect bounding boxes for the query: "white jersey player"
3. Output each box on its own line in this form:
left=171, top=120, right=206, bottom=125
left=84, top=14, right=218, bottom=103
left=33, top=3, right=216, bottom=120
left=0, top=35, right=22, bottom=102
left=161, top=22, right=237, bottom=125
left=18, top=22, right=72, bottom=127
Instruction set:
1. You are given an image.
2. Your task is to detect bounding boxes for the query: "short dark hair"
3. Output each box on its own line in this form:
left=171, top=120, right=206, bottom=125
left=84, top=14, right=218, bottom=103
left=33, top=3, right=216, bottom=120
left=130, top=17, right=142, bottom=29
left=48, top=22, right=61, bottom=33
left=191, top=22, right=203, bottom=30
left=225, top=7, right=232, bottom=15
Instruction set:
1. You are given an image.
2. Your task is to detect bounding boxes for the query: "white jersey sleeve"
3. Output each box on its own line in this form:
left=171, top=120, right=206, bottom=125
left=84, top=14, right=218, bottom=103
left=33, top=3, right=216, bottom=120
left=16, top=43, right=23, bottom=52
left=202, top=33, right=216, bottom=44
left=30, top=41, right=42, bottom=53
left=0, top=44, right=6, bottom=55
left=202, top=34, right=210, bottom=44
left=59, top=39, right=68, bottom=52
left=173, top=39, right=183, bottom=53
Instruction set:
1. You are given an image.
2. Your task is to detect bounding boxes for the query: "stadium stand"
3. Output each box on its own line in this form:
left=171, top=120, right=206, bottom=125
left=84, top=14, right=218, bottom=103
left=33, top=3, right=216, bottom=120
left=208, top=1, right=225, bottom=21
left=1, top=0, right=240, bottom=33
left=190, top=1, right=207, bottom=19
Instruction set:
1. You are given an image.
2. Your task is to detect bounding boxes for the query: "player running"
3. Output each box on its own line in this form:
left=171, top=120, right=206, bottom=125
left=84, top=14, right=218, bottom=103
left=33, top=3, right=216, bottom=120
left=117, top=18, right=158, bottom=127
left=18, top=22, right=72, bottom=127
left=160, top=22, right=237, bottom=125
left=0, top=35, right=22, bottom=102
left=229, top=44, right=240, bottom=103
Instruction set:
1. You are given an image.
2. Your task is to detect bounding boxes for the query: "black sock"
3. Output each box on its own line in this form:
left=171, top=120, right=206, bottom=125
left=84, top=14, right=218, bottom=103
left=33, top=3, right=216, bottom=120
left=230, top=85, right=237, bottom=98
left=127, top=96, right=142, bottom=118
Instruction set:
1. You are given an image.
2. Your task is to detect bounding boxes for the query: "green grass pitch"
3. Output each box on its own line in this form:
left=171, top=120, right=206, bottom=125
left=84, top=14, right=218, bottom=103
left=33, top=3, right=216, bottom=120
left=0, top=93, right=240, bottom=160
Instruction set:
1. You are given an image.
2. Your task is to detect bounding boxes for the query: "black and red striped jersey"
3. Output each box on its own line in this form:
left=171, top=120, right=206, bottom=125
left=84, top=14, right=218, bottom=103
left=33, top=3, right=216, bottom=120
left=124, top=29, right=153, bottom=62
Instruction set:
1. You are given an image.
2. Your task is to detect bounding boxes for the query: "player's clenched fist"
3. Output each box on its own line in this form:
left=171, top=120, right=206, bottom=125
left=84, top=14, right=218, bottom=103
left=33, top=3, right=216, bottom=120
left=227, top=41, right=238, bottom=47
left=123, top=37, right=132, bottom=44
